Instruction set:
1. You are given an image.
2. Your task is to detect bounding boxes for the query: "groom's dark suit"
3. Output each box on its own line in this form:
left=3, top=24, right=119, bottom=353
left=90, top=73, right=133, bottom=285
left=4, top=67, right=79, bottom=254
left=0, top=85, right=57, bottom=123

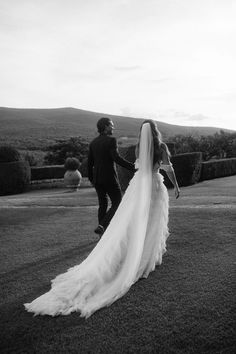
left=88, top=133, right=135, bottom=230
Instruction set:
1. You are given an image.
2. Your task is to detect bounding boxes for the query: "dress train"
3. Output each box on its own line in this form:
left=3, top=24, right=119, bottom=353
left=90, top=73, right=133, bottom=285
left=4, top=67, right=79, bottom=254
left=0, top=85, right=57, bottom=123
left=24, top=170, right=169, bottom=318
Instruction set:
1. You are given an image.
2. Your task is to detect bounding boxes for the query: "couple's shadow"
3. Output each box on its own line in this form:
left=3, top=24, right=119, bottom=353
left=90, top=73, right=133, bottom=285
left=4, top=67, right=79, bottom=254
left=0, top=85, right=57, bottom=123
left=1, top=239, right=98, bottom=283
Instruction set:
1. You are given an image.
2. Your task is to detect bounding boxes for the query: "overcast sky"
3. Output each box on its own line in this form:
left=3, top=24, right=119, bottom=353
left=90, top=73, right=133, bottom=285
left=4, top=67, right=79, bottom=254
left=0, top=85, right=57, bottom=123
left=1, top=0, right=236, bottom=129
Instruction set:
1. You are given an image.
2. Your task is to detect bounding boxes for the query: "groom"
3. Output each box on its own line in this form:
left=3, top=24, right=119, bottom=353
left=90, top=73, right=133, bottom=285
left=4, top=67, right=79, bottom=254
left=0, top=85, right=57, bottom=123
left=88, top=117, right=135, bottom=236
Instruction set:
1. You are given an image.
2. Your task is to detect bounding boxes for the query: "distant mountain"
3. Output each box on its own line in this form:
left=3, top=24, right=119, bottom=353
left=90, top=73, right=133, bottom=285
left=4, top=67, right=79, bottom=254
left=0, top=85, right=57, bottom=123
left=0, top=107, right=233, bottom=150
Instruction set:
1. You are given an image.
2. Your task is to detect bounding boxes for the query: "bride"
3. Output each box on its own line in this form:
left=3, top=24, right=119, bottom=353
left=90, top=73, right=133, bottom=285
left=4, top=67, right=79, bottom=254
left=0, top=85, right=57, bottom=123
left=24, top=120, right=180, bottom=318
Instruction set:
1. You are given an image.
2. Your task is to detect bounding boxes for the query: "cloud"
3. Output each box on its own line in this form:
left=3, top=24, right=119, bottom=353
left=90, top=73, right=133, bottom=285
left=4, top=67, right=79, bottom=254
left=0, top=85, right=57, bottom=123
left=205, top=92, right=236, bottom=103
left=114, top=66, right=142, bottom=72
left=185, top=114, right=209, bottom=122
left=0, top=0, right=235, bottom=130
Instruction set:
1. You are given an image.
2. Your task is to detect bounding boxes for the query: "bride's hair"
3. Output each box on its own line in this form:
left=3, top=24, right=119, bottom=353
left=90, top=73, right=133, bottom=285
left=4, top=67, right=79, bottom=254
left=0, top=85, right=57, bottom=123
left=136, top=119, right=170, bottom=165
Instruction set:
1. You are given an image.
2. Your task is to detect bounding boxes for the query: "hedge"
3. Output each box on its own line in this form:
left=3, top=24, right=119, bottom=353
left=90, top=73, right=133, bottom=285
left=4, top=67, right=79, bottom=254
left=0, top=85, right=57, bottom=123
left=29, top=154, right=236, bottom=187
left=31, top=165, right=65, bottom=181
left=31, top=164, right=87, bottom=181
left=117, top=147, right=203, bottom=190
left=0, top=145, right=21, bottom=163
left=200, top=158, right=236, bottom=181
left=0, top=161, right=31, bottom=195
left=163, top=152, right=203, bottom=188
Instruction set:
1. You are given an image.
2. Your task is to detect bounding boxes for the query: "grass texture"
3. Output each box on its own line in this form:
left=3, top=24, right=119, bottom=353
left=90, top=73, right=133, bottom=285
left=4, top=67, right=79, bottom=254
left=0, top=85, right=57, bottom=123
left=0, top=176, right=235, bottom=353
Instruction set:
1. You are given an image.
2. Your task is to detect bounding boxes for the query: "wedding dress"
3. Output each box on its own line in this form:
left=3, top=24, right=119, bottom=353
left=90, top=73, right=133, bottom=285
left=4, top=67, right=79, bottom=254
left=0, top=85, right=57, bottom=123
left=24, top=123, right=172, bottom=318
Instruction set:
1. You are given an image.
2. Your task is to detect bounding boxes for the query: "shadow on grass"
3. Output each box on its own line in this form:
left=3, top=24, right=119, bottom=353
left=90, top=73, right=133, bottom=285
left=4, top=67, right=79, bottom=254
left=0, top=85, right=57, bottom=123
left=0, top=240, right=97, bottom=283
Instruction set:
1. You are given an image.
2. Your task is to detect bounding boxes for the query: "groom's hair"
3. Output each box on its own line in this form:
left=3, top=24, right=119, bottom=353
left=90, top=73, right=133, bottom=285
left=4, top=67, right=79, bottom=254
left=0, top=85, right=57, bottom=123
left=97, top=117, right=112, bottom=133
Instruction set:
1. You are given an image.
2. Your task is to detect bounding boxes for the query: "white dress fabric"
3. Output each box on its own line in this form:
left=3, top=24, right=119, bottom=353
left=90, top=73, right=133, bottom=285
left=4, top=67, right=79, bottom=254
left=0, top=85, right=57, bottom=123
left=24, top=124, right=171, bottom=318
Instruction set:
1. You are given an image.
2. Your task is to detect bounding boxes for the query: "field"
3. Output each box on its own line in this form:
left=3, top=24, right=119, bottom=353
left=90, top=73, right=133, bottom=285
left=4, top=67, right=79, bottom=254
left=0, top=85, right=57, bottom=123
left=0, top=176, right=235, bottom=353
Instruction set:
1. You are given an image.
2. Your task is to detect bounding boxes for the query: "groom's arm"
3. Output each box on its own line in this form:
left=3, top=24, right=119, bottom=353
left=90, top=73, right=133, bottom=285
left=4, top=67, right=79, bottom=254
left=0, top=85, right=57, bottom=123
left=109, top=137, right=135, bottom=171
left=87, top=145, right=94, bottom=183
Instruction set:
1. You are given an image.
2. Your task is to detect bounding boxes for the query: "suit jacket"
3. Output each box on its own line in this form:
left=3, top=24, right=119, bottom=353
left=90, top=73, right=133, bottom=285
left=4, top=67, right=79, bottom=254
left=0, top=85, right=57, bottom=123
left=88, top=134, right=135, bottom=185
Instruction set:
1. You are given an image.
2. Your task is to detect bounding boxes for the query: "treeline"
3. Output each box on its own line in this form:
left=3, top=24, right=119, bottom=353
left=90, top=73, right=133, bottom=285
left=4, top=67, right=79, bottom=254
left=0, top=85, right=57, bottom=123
left=2, top=130, right=236, bottom=167
left=43, top=130, right=236, bottom=166
left=170, top=130, right=236, bottom=160
left=44, top=137, right=89, bottom=165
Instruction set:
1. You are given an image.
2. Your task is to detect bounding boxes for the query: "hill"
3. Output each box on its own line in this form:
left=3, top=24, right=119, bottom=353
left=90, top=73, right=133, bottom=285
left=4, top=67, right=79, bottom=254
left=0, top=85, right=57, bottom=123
left=0, top=107, right=233, bottom=150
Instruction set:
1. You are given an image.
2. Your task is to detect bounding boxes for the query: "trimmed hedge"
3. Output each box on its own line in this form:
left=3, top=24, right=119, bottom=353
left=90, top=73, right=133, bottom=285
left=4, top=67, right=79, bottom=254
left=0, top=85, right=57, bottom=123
left=200, top=158, right=236, bottom=181
left=0, top=145, right=31, bottom=195
left=0, top=145, right=21, bottom=163
left=31, top=165, right=65, bottom=181
left=29, top=153, right=235, bottom=188
left=0, top=161, right=31, bottom=195
left=117, top=147, right=203, bottom=190
left=163, top=152, right=203, bottom=188
left=31, top=163, right=87, bottom=181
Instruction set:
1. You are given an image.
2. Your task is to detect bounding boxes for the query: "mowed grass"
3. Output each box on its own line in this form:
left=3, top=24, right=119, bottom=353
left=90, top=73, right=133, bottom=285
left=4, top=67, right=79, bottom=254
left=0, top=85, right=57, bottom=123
left=0, top=177, right=235, bottom=354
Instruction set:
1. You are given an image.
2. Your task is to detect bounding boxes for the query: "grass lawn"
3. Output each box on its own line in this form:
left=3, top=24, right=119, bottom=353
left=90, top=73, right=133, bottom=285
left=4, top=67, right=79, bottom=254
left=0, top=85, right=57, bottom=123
left=0, top=176, right=235, bottom=353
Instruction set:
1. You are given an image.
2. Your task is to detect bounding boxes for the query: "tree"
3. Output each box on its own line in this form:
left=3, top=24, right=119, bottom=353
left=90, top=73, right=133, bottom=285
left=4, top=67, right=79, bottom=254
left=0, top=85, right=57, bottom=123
left=170, top=131, right=236, bottom=160
left=44, top=137, right=89, bottom=165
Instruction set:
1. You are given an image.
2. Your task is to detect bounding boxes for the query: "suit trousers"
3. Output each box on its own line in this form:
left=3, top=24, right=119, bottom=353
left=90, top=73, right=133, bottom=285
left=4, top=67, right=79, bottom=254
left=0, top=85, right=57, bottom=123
left=95, top=183, right=122, bottom=230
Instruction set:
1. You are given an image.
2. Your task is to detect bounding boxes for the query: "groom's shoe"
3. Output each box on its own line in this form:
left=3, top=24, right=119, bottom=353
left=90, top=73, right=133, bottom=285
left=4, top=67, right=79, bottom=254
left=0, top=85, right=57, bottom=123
left=94, top=225, right=104, bottom=237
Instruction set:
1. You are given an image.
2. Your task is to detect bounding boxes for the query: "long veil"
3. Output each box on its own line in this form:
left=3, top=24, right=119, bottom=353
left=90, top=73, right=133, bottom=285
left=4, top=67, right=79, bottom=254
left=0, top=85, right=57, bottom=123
left=25, top=123, right=158, bottom=318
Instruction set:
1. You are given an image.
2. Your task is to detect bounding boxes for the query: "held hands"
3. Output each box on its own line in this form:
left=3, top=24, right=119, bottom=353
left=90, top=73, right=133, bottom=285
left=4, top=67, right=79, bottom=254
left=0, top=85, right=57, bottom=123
left=174, top=187, right=180, bottom=199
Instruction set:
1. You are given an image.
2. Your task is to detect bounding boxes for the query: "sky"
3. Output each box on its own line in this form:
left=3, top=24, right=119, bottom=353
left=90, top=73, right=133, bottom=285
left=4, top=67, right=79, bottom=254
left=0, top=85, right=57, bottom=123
left=0, top=0, right=236, bottom=130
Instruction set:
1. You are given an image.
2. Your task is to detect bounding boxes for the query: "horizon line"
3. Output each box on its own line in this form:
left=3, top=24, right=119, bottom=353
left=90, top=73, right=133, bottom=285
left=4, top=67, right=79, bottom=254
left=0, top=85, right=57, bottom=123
left=0, top=105, right=235, bottom=132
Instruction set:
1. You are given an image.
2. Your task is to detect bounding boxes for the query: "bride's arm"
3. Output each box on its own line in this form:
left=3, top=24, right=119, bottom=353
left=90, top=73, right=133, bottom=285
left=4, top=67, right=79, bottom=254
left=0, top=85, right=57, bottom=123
left=161, top=144, right=180, bottom=199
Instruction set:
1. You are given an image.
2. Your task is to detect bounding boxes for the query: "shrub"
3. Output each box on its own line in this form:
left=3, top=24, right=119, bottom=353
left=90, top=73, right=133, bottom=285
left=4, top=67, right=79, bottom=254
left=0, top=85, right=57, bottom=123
left=0, top=145, right=21, bottom=163
left=64, top=157, right=80, bottom=171
left=200, top=158, right=236, bottom=181
left=0, top=162, right=31, bottom=195
left=0, top=145, right=31, bottom=195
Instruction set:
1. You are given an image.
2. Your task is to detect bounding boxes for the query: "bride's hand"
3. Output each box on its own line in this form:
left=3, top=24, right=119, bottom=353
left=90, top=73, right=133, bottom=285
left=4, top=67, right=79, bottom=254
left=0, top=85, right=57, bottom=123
left=175, top=187, right=180, bottom=199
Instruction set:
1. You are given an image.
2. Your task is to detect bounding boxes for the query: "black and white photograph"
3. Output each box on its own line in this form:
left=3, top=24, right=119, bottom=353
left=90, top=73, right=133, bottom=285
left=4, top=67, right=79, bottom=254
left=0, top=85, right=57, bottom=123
left=0, top=0, right=235, bottom=353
